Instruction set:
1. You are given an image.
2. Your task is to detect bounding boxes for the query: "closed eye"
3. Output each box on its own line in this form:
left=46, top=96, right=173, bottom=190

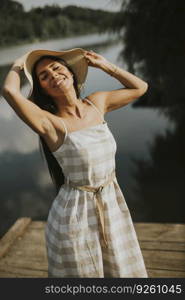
left=40, top=73, right=48, bottom=80
left=53, top=65, right=60, bottom=70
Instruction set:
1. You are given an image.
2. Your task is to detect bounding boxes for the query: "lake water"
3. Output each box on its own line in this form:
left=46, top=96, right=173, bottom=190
left=0, top=33, right=176, bottom=237
left=0, top=33, right=117, bottom=66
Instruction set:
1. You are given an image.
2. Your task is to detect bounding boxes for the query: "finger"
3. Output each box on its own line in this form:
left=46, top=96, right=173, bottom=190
left=84, top=54, right=90, bottom=60
left=84, top=53, right=94, bottom=59
left=86, top=50, right=95, bottom=55
left=84, top=55, right=90, bottom=63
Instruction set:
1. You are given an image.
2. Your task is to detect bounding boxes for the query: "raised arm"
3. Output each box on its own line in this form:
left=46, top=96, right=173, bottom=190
left=84, top=50, right=148, bottom=113
left=2, top=55, right=53, bottom=135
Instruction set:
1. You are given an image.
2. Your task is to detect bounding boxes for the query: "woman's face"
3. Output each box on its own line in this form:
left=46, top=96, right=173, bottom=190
left=36, top=58, right=74, bottom=97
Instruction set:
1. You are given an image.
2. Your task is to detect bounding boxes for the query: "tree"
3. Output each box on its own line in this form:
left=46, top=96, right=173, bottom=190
left=112, top=0, right=185, bottom=109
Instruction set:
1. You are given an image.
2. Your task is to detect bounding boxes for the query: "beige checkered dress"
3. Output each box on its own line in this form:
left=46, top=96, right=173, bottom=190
left=45, top=98, right=148, bottom=278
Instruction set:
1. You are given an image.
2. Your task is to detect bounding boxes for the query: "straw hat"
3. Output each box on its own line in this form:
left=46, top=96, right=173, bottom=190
left=23, top=48, right=88, bottom=97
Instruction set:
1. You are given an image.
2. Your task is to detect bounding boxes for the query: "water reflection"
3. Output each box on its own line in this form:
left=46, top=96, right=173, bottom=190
left=130, top=121, right=185, bottom=222
left=115, top=1, right=185, bottom=222
left=0, top=33, right=117, bottom=66
left=0, top=150, right=54, bottom=237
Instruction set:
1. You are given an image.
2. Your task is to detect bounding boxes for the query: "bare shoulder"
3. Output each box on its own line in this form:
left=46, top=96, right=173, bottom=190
left=85, top=91, right=108, bottom=114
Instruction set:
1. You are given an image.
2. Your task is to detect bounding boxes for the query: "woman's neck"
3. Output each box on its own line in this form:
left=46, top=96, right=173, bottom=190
left=54, top=92, right=85, bottom=119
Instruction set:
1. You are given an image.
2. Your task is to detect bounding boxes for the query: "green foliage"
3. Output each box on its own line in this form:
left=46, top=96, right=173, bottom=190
left=0, top=1, right=116, bottom=47
left=62, top=5, right=114, bottom=29
left=111, top=1, right=185, bottom=220
left=2, top=0, right=24, bottom=14
left=112, top=0, right=185, bottom=108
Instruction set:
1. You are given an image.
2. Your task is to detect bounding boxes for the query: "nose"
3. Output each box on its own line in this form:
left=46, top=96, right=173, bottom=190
left=51, top=71, right=58, bottom=79
left=48, top=69, right=58, bottom=79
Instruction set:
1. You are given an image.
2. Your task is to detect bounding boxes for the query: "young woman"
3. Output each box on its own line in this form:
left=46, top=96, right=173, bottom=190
left=3, top=48, right=148, bottom=278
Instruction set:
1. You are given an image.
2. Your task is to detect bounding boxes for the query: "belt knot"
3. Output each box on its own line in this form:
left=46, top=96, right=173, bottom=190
left=65, top=171, right=116, bottom=248
left=95, top=185, right=104, bottom=193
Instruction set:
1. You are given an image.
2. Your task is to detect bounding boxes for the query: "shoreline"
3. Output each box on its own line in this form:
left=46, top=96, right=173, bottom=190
left=0, top=31, right=98, bottom=50
left=0, top=32, right=118, bottom=66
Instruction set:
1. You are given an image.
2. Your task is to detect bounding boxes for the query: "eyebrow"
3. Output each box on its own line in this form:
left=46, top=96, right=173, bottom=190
left=38, top=62, right=57, bottom=77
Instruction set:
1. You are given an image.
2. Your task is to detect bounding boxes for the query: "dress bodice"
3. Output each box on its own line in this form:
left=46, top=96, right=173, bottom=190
left=52, top=98, right=117, bottom=186
left=52, top=121, right=117, bottom=187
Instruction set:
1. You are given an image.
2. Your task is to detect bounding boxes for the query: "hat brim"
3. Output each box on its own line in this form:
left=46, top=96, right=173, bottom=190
left=23, top=48, right=88, bottom=97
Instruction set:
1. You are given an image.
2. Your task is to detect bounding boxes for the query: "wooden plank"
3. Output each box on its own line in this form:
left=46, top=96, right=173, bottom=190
left=13, top=241, right=45, bottom=251
left=13, top=229, right=46, bottom=248
left=0, top=221, right=47, bottom=274
left=2, top=246, right=47, bottom=262
left=139, top=241, right=185, bottom=251
left=0, top=271, right=47, bottom=278
left=0, top=230, right=47, bottom=266
left=0, top=259, right=48, bottom=271
left=29, top=221, right=185, bottom=242
left=0, top=218, right=31, bottom=258
left=0, top=264, right=47, bottom=277
left=143, top=250, right=185, bottom=271
left=31, top=222, right=185, bottom=241
left=0, top=220, right=185, bottom=278
left=21, top=229, right=46, bottom=243
left=8, top=244, right=47, bottom=258
left=29, top=221, right=46, bottom=229
left=134, top=223, right=185, bottom=242
left=2, top=244, right=47, bottom=262
left=148, top=269, right=185, bottom=278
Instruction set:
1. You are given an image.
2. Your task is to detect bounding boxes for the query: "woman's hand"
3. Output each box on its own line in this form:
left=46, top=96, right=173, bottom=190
left=84, top=50, right=109, bottom=69
left=12, top=53, right=28, bottom=70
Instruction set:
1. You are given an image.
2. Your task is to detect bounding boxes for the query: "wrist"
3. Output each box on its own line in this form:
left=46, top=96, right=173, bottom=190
left=11, top=63, right=23, bottom=72
left=101, top=62, right=119, bottom=77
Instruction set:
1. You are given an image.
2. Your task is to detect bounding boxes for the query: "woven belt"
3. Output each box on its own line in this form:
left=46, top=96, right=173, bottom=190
left=65, top=171, right=116, bottom=248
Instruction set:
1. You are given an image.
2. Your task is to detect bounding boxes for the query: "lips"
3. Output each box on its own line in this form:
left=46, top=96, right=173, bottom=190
left=53, top=76, right=66, bottom=87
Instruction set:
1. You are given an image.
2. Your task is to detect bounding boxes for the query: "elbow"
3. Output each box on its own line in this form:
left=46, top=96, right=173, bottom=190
left=2, top=85, right=14, bottom=98
left=2, top=85, right=19, bottom=100
left=137, top=82, right=148, bottom=97
left=143, top=82, right=149, bottom=93
left=2, top=86, right=9, bottom=98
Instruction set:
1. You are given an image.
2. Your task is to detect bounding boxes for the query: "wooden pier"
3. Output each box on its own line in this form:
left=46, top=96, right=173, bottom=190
left=0, top=218, right=184, bottom=278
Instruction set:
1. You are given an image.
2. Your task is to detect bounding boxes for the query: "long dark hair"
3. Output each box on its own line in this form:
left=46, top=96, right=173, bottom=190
left=31, top=55, right=80, bottom=195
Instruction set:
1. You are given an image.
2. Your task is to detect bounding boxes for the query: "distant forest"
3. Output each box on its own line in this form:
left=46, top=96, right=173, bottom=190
left=0, top=0, right=116, bottom=47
